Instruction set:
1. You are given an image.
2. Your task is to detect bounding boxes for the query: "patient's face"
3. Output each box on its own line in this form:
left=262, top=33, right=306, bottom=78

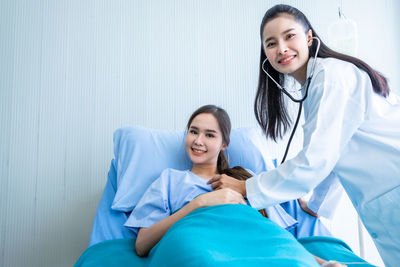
left=185, top=113, right=227, bottom=169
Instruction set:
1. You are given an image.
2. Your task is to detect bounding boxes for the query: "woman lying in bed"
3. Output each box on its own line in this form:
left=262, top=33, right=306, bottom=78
left=124, top=104, right=344, bottom=267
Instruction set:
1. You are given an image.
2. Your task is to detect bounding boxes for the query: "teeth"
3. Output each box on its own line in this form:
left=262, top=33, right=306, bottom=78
left=281, top=56, right=295, bottom=63
left=193, top=149, right=205, bottom=153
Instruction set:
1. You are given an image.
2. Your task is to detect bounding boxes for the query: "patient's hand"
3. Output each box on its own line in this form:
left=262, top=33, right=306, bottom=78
left=207, top=174, right=246, bottom=196
left=298, top=198, right=319, bottom=218
left=194, top=188, right=246, bottom=208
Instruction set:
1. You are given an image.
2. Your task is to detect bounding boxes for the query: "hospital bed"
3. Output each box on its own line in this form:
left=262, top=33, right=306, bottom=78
left=75, top=126, right=375, bottom=266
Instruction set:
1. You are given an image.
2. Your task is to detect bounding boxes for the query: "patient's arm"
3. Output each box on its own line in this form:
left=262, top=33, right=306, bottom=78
left=135, top=198, right=199, bottom=257
left=135, top=188, right=246, bottom=257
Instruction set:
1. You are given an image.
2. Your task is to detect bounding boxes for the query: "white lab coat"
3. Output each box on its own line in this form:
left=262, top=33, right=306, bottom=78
left=246, top=57, right=400, bottom=266
left=307, top=172, right=343, bottom=219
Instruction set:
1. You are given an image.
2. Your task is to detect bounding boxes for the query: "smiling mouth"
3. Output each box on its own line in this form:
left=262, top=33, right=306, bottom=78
left=278, top=55, right=296, bottom=64
left=192, top=148, right=206, bottom=155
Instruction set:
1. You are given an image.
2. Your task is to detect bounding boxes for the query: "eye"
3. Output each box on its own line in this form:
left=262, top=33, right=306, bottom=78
left=286, top=33, right=295, bottom=39
left=190, top=129, right=198, bottom=135
left=265, top=41, right=275, bottom=48
left=206, top=133, right=215, bottom=138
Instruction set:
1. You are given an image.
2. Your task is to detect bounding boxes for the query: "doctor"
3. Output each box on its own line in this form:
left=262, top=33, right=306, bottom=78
left=208, top=4, right=400, bottom=266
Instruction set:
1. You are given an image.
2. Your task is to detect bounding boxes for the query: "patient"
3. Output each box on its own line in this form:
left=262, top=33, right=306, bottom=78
left=124, top=104, right=344, bottom=267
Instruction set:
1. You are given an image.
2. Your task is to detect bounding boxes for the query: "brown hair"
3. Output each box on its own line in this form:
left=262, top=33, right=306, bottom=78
left=220, top=166, right=268, bottom=218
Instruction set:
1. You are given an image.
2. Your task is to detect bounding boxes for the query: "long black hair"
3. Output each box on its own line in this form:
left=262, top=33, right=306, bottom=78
left=186, top=105, right=231, bottom=173
left=254, top=4, right=390, bottom=141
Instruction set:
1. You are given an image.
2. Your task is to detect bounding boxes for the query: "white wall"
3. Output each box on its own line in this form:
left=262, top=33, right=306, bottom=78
left=1, top=0, right=398, bottom=266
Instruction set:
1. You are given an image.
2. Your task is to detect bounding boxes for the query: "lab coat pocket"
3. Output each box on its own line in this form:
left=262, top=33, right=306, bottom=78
left=363, top=185, right=400, bottom=247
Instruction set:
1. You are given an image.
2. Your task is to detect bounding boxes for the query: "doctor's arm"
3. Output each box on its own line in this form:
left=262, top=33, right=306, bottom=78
left=305, top=172, right=343, bottom=219
left=209, top=171, right=344, bottom=219
left=245, top=77, right=365, bottom=209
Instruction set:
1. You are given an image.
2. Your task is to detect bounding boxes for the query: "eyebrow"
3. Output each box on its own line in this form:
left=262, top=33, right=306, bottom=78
left=264, top=28, right=296, bottom=43
left=189, top=126, right=217, bottom=133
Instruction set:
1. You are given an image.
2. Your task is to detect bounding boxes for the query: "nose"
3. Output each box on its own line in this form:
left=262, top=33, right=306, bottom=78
left=278, top=42, right=288, bottom=55
left=194, top=134, right=204, bottom=146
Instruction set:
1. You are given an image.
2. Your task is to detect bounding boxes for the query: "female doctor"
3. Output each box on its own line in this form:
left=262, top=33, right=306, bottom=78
left=208, top=4, right=400, bottom=266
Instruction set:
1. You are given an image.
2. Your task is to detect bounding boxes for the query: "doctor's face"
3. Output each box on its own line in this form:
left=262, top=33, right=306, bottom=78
left=185, top=113, right=227, bottom=168
left=262, top=13, right=313, bottom=84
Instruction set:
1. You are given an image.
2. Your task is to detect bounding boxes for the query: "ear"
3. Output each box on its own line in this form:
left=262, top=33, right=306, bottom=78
left=307, top=29, right=313, bottom=47
left=221, top=143, right=228, bottom=151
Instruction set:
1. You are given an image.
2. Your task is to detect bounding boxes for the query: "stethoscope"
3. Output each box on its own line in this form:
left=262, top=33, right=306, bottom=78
left=261, top=37, right=321, bottom=164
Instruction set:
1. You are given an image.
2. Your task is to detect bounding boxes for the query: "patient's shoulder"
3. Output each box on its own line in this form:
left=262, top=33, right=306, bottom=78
left=159, top=168, right=189, bottom=181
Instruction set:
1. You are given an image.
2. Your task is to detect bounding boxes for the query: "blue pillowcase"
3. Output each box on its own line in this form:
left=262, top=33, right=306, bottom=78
left=111, top=126, right=275, bottom=212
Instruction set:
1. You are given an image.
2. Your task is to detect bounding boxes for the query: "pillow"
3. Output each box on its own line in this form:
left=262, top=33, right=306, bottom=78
left=111, top=126, right=275, bottom=212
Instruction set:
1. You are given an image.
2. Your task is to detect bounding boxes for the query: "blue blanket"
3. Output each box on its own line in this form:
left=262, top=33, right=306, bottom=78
left=77, top=204, right=320, bottom=266
left=299, top=236, right=375, bottom=267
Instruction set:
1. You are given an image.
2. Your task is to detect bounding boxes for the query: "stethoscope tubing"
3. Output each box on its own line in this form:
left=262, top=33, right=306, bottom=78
left=261, top=37, right=321, bottom=163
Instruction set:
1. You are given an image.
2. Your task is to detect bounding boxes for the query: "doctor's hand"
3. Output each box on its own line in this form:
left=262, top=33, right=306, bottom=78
left=193, top=188, right=247, bottom=208
left=298, top=198, right=319, bottom=218
left=207, top=174, right=247, bottom=196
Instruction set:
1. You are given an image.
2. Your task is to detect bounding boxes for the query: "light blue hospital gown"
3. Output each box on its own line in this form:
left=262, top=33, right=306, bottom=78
left=124, top=168, right=329, bottom=237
